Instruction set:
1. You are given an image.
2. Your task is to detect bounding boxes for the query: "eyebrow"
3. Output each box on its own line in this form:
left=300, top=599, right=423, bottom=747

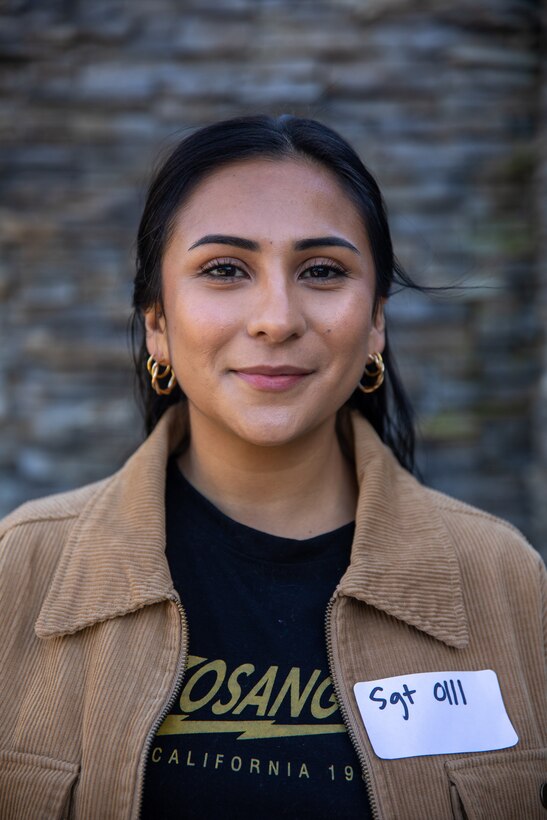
left=187, top=234, right=360, bottom=255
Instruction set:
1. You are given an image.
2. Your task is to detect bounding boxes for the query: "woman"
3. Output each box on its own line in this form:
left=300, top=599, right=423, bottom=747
left=0, top=116, right=544, bottom=820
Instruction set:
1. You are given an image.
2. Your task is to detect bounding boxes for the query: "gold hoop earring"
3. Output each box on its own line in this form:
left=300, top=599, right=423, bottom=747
left=358, top=352, right=385, bottom=394
left=147, top=355, right=177, bottom=396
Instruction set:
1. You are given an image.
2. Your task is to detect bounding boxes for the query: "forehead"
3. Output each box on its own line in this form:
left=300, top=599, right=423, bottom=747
left=171, top=157, right=368, bottom=246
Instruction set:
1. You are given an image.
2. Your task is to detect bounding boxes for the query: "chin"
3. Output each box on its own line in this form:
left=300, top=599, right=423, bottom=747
left=229, top=408, right=319, bottom=448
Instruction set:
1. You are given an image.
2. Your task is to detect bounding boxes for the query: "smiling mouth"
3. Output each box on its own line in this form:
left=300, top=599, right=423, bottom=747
left=232, top=366, right=314, bottom=392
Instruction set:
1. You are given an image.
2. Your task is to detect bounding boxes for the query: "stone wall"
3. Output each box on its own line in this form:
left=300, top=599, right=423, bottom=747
left=0, top=0, right=544, bottom=555
left=532, top=0, right=547, bottom=550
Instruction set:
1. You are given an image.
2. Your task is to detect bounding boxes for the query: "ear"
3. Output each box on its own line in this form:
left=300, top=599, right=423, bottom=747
left=143, top=304, right=170, bottom=363
left=368, top=297, right=386, bottom=355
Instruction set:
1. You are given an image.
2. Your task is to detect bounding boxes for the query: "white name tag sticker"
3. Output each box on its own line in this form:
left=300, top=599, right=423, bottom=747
left=353, top=669, right=518, bottom=760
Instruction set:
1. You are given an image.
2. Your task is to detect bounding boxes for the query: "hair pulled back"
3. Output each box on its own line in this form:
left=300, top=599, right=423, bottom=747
left=131, top=114, right=418, bottom=472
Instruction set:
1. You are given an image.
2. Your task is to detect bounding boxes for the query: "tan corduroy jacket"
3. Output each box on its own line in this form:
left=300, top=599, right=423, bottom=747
left=0, top=405, right=545, bottom=820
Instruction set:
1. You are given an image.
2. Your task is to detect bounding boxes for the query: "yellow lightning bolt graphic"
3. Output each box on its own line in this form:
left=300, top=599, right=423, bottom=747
left=157, top=715, right=346, bottom=740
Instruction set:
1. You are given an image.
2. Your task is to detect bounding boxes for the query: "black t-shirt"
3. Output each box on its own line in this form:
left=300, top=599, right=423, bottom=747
left=140, top=456, right=372, bottom=819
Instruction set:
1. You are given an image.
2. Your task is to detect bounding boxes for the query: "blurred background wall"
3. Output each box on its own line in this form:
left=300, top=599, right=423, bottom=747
left=0, top=0, right=545, bottom=555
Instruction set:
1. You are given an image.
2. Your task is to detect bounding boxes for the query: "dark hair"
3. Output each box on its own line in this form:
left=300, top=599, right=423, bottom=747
left=130, top=114, right=421, bottom=472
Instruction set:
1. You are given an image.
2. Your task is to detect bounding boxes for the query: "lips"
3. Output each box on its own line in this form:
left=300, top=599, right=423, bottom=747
left=232, top=365, right=314, bottom=391
left=235, top=365, right=313, bottom=376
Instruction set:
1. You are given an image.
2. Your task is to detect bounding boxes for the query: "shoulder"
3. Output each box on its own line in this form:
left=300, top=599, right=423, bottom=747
left=352, top=411, right=543, bottom=571
left=422, top=484, right=544, bottom=582
left=0, top=480, right=116, bottom=627
left=424, top=484, right=534, bottom=551
left=0, top=477, right=111, bottom=552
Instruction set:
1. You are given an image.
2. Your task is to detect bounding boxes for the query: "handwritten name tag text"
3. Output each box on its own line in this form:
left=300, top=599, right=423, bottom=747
left=368, top=676, right=468, bottom=721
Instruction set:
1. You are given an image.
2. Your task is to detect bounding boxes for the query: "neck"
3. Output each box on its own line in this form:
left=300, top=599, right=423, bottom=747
left=177, top=407, right=357, bottom=539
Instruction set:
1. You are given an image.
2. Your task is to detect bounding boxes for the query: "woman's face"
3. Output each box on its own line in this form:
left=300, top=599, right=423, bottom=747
left=145, top=157, right=385, bottom=447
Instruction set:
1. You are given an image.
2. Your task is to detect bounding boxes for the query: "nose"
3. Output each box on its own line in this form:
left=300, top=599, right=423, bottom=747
left=246, top=275, right=307, bottom=342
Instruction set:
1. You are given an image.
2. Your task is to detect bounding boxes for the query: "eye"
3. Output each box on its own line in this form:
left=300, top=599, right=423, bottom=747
left=199, top=258, right=248, bottom=281
left=299, top=259, right=349, bottom=282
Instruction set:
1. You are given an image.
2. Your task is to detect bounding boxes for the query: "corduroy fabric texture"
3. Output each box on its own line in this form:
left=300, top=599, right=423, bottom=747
left=0, top=403, right=545, bottom=819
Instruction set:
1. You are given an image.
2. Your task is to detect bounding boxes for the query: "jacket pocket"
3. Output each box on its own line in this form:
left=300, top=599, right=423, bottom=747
left=0, top=750, right=79, bottom=820
left=445, top=748, right=546, bottom=820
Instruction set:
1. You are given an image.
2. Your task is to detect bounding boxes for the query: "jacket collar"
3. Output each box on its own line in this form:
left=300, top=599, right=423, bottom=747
left=36, top=404, right=468, bottom=648
left=338, top=417, right=468, bottom=648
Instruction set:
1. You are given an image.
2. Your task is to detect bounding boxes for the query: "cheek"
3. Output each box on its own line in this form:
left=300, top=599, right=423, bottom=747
left=327, top=297, right=373, bottom=351
left=324, top=302, right=375, bottom=386
left=164, top=295, right=235, bottom=373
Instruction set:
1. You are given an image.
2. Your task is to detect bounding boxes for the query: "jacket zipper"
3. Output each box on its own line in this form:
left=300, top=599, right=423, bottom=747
left=133, top=595, right=189, bottom=820
left=133, top=593, right=378, bottom=818
left=325, top=594, right=381, bottom=820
